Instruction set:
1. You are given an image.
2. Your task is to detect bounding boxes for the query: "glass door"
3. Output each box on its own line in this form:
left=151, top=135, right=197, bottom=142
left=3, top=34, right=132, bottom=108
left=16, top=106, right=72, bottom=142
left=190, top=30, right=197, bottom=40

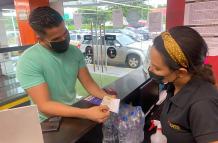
left=63, top=0, right=166, bottom=98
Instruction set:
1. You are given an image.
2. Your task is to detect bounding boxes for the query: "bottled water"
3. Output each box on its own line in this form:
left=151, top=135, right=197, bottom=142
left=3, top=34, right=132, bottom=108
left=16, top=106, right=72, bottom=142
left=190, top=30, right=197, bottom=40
left=102, top=113, right=119, bottom=143
left=136, top=107, right=145, bottom=142
left=103, top=104, right=145, bottom=143
left=117, top=116, right=129, bottom=143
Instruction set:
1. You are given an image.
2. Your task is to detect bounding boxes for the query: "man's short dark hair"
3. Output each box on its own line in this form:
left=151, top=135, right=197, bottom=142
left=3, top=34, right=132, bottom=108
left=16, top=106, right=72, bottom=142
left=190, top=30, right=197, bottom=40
left=29, top=6, right=63, bottom=36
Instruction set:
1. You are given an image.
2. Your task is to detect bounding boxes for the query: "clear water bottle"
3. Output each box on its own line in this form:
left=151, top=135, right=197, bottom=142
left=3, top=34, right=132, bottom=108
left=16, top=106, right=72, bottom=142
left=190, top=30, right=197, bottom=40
left=128, top=111, right=138, bottom=143
left=115, top=104, right=145, bottom=143
left=126, top=107, right=145, bottom=143
left=120, top=104, right=131, bottom=117
left=118, top=116, right=129, bottom=143
left=102, top=113, right=119, bottom=143
left=102, top=116, right=114, bottom=143
left=111, top=113, right=119, bottom=143
left=136, top=106, right=145, bottom=142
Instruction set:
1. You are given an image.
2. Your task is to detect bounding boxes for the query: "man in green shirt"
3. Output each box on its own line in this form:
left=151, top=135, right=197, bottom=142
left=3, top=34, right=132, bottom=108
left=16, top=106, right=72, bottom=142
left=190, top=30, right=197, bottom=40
left=16, top=7, right=113, bottom=123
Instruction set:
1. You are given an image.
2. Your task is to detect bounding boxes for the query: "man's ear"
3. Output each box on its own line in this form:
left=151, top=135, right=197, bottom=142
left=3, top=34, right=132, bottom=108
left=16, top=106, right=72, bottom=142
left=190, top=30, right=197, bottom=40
left=176, top=68, right=188, bottom=78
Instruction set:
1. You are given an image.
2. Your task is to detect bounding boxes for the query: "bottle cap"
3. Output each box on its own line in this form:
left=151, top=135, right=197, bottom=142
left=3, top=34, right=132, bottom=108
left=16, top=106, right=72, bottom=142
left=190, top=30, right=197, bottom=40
left=148, top=120, right=155, bottom=131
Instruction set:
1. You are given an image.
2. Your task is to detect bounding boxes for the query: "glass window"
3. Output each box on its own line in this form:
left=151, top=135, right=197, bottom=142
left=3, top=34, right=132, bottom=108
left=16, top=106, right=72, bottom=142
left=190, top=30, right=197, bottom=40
left=63, top=0, right=167, bottom=99
left=106, top=40, right=115, bottom=46
left=116, top=35, right=135, bottom=46
left=0, top=0, right=167, bottom=103
left=77, top=35, right=81, bottom=40
left=0, top=9, right=20, bottom=48
left=70, top=34, right=77, bottom=40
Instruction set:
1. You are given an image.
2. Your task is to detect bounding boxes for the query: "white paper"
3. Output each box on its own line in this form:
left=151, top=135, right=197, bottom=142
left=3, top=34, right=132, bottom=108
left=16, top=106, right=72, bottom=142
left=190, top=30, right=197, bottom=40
left=73, top=13, right=82, bottom=29
left=148, top=12, right=163, bottom=32
left=184, top=1, right=218, bottom=25
left=184, top=1, right=218, bottom=56
left=112, top=9, right=123, bottom=28
left=204, top=37, right=218, bottom=56
left=192, top=26, right=218, bottom=37
left=101, top=96, right=120, bottom=113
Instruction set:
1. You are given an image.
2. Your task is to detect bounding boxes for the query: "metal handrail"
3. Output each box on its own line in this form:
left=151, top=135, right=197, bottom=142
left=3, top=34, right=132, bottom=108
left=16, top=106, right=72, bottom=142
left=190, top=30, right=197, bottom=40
left=0, top=45, right=32, bottom=53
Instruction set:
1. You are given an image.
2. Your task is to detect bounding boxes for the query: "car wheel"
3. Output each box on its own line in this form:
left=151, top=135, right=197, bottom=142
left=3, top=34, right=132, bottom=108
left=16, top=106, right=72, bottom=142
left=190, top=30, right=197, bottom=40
left=85, top=46, right=93, bottom=55
left=127, top=54, right=141, bottom=68
left=85, top=55, right=93, bottom=64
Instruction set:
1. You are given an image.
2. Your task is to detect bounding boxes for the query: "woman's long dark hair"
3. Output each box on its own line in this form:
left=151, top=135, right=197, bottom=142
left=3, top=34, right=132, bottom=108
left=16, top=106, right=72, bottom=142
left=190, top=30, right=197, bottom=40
left=153, top=26, right=216, bottom=85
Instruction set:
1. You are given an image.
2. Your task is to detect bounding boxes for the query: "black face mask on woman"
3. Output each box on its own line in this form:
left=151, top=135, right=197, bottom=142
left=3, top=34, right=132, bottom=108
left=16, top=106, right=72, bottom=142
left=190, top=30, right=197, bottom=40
left=148, top=68, right=178, bottom=85
left=148, top=70, right=165, bottom=84
left=49, top=33, right=70, bottom=53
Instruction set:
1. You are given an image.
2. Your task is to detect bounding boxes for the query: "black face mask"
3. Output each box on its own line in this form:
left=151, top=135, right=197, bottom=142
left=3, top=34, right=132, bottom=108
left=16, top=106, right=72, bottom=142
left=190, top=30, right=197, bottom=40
left=148, top=70, right=165, bottom=84
left=49, top=33, right=70, bottom=53
left=149, top=69, right=179, bottom=85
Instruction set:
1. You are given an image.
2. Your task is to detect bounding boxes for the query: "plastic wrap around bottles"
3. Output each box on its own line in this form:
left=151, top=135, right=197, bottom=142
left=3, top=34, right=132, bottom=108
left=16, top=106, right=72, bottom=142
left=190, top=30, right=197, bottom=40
left=102, top=104, right=145, bottom=143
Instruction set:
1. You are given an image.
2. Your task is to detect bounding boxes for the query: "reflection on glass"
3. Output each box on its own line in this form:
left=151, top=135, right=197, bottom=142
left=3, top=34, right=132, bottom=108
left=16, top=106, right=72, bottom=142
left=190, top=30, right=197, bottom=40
left=116, top=34, right=135, bottom=46
left=63, top=0, right=167, bottom=98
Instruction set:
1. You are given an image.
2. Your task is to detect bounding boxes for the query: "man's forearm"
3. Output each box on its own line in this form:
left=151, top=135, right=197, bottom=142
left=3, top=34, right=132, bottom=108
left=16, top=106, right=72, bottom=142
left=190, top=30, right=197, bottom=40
left=84, top=81, right=108, bottom=99
left=38, top=101, right=88, bottom=119
left=78, top=67, right=109, bottom=99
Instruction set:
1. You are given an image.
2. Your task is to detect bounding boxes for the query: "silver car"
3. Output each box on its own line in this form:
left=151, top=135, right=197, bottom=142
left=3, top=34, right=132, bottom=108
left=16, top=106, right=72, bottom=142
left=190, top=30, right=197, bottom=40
left=80, top=33, right=150, bottom=68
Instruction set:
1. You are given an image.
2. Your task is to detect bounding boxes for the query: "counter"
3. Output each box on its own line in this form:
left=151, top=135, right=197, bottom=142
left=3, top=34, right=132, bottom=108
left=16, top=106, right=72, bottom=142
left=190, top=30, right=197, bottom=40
left=43, top=68, right=159, bottom=143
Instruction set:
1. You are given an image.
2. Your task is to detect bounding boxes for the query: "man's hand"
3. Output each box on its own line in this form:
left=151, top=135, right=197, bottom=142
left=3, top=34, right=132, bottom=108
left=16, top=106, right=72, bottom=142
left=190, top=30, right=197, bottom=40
left=84, top=105, right=110, bottom=123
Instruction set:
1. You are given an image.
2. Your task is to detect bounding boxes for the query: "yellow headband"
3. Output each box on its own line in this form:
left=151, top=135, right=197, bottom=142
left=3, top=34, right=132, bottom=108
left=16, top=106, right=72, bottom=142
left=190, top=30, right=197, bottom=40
left=161, top=32, right=189, bottom=68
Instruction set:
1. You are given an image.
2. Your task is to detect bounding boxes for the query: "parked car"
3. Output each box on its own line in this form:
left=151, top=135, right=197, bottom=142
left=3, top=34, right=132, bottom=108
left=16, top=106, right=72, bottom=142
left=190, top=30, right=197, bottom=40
left=105, top=29, right=144, bottom=42
left=126, top=27, right=150, bottom=40
left=69, top=33, right=84, bottom=48
left=136, top=29, right=150, bottom=40
left=80, top=33, right=150, bottom=68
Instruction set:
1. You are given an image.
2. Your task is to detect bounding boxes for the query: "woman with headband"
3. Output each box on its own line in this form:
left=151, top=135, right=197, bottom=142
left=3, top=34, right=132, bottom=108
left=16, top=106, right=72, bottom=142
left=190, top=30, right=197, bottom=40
left=148, top=26, right=218, bottom=143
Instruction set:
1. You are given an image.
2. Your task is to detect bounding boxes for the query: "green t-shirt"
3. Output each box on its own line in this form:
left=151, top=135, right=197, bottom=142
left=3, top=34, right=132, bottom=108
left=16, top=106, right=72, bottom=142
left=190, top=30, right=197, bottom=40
left=16, top=43, right=86, bottom=122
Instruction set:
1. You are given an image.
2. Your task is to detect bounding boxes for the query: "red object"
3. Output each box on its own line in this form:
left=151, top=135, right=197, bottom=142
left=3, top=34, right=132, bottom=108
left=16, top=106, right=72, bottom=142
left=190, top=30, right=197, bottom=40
left=77, top=44, right=81, bottom=49
left=166, top=0, right=218, bottom=86
left=14, top=0, right=49, bottom=45
left=148, top=120, right=155, bottom=131
left=166, top=0, right=185, bottom=30
left=206, top=56, right=218, bottom=86
left=204, top=57, right=209, bottom=64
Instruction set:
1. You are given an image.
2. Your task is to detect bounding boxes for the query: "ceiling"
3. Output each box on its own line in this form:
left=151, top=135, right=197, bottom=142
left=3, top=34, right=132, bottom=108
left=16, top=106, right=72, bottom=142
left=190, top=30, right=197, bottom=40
left=0, top=0, right=147, bottom=11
